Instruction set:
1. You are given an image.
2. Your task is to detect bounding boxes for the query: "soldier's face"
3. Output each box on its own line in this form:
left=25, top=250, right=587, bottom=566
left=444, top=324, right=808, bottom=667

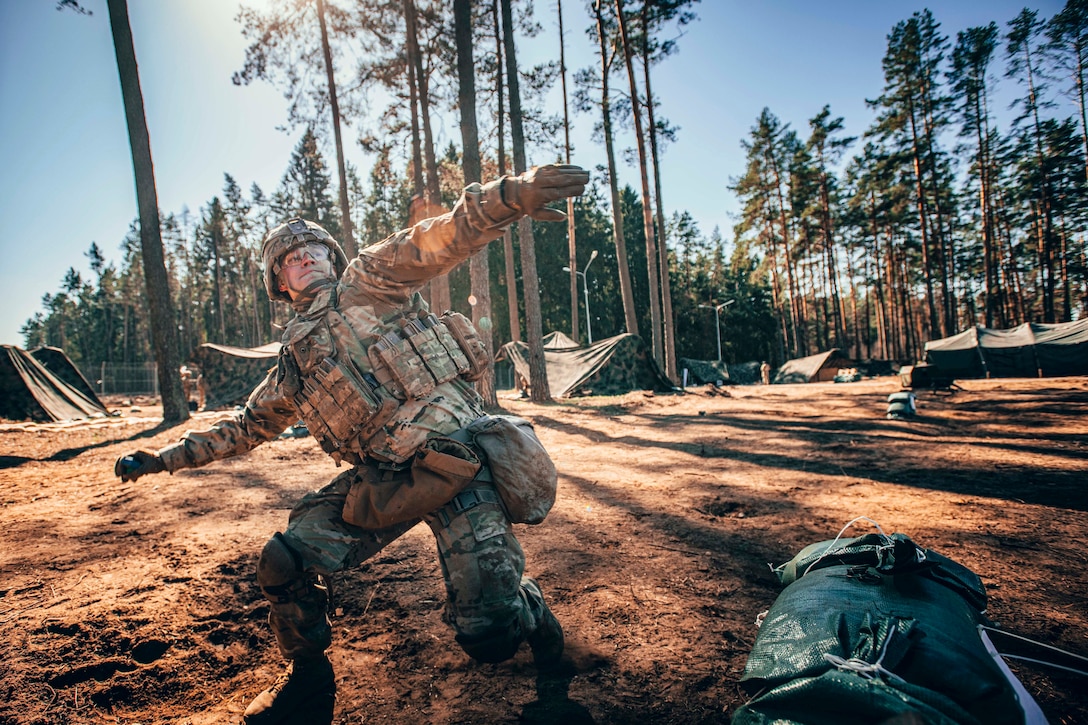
left=278, top=245, right=335, bottom=300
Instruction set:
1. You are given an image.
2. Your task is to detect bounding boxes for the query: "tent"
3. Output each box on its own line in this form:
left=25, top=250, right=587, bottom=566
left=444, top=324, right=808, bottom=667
left=772, top=348, right=855, bottom=384
left=678, top=359, right=765, bottom=386
left=189, top=342, right=280, bottom=410
left=0, top=345, right=108, bottom=422
left=679, top=358, right=731, bottom=385
left=542, top=331, right=581, bottom=350
left=30, top=346, right=106, bottom=408
left=924, top=320, right=1088, bottom=379
left=499, top=332, right=674, bottom=398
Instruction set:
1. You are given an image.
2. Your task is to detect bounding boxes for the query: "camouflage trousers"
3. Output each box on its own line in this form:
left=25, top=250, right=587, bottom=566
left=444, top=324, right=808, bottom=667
left=267, top=468, right=552, bottom=661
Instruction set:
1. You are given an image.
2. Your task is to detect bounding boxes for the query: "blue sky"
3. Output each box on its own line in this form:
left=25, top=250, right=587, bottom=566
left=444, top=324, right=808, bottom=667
left=0, top=0, right=1063, bottom=346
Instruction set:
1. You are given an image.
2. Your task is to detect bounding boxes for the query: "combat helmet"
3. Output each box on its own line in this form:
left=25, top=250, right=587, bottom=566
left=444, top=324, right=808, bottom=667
left=261, top=218, right=349, bottom=302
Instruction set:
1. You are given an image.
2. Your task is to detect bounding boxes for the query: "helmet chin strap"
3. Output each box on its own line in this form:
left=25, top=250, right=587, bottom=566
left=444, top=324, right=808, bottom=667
left=289, top=276, right=337, bottom=312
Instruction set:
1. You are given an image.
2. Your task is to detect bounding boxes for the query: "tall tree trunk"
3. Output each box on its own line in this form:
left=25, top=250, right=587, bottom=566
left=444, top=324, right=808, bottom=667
left=106, top=0, right=188, bottom=423
left=906, top=97, right=940, bottom=338
left=594, top=0, right=638, bottom=337
left=404, top=0, right=450, bottom=313
left=1077, top=41, right=1088, bottom=185
left=501, top=0, right=551, bottom=401
left=640, top=1, right=676, bottom=379
left=454, top=0, right=497, bottom=407
left=316, top=0, right=356, bottom=257
left=557, top=0, right=580, bottom=344
left=492, top=0, right=520, bottom=344
left=615, top=0, right=664, bottom=370
left=765, top=146, right=802, bottom=355
left=212, top=224, right=226, bottom=343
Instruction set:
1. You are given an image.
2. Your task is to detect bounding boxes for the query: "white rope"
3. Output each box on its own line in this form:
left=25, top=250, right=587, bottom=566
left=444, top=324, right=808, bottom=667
left=822, top=621, right=906, bottom=685
left=802, top=516, right=888, bottom=577
left=980, top=625, right=1088, bottom=677
left=998, top=654, right=1088, bottom=678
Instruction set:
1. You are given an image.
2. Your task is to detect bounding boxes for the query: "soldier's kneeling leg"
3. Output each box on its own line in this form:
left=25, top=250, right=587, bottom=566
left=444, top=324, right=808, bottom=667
left=454, top=617, right=522, bottom=664
left=256, top=533, right=332, bottom=659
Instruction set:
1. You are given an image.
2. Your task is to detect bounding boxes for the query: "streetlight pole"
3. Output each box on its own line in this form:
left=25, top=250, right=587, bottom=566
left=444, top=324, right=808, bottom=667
left=563, top=249, right=598, bottom=344
left=698, top=299, right=735, bottom=362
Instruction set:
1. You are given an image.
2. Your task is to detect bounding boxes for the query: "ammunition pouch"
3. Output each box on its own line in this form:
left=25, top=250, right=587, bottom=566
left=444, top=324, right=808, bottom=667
left=342, top=436, right=483, bottom=530
left=441, top=311, right=491, bottom=381
left=367, top=312, right=492, bottom=399
left=281, top=353, right=397, bottom=465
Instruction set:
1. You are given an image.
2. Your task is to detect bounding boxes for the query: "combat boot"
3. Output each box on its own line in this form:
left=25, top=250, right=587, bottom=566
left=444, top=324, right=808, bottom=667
left=527, top=605, right=564, bottom=669
left=243, top=655, right=335, bottom=725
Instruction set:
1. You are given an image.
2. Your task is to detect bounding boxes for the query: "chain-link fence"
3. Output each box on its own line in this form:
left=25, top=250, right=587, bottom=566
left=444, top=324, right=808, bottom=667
left=95, top=362, right=159, bottom=396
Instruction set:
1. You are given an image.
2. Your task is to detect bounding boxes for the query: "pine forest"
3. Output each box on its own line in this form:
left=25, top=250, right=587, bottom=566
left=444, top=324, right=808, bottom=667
left=24, top=1, right=1088, bottom=398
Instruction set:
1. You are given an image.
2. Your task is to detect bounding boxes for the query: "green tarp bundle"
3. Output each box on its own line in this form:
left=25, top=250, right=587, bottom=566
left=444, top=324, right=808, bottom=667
left=924, top=319, right=1088, bottom=379
left=0, top=345, right=107, bottom=422
left=733, top=533, right=1038, bottom=725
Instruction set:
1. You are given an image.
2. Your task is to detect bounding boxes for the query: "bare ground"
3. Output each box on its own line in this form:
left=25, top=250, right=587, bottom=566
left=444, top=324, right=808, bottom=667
left=0, top=377, right=1086, bottom=725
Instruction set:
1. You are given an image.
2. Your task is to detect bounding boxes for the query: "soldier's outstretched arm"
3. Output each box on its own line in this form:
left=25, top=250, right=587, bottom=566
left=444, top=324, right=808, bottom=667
left=344, top=164, right=588, bottom=302
left=114, top=369, right=296, bottom=482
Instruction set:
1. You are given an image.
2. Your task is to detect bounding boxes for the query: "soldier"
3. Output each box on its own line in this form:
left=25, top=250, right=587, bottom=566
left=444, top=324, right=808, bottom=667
left=115, top=164, right=589, bottom=724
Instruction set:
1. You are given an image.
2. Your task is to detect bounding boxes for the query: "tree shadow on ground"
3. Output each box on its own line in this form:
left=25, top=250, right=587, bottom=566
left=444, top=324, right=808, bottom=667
left=532, top=415, right=1088, bottom=511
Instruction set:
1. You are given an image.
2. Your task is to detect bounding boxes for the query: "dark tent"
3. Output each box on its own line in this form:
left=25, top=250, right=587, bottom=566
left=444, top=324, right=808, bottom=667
left=499, top=333, right=674, bottom=398
left=924, top=320, right=1088, bottom=379
left=679, top=358, right=731, bottom=385
left=30, top=346, right=106, bottom=408
left=0, top=345, right=108, bottom=422
left=189, top=342, right=280, bottom=410
left=678, top=359, right=765, bottom=386
left=772, top=349, right=855, bottom=384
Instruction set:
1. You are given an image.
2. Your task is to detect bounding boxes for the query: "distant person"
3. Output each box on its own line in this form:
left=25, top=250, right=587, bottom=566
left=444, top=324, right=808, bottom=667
left=179, top=365, right=200, bottom=412
left=760, top=361, right=771, bottom=386
left=114, top=164, right=589, bottom=724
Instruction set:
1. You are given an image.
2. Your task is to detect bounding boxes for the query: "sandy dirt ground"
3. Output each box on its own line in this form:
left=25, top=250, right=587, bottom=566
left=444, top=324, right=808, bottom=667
left=1, top=376, right=1086, bottom=725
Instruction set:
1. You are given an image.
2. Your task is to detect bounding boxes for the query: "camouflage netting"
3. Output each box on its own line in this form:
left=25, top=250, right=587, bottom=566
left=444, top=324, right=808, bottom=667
left=499, top=332, right=674, bottom=398
left=189, top=342, right=280, bottom=410
left=678, top=358, right=731, bottom=385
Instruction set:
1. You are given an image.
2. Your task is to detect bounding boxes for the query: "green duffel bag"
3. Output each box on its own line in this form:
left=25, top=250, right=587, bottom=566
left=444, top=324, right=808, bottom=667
left=733, top=533, right=1029, bottom=725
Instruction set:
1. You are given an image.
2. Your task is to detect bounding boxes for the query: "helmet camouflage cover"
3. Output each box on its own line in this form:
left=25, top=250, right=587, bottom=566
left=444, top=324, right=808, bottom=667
left=261, top=218, right=349, bottom=302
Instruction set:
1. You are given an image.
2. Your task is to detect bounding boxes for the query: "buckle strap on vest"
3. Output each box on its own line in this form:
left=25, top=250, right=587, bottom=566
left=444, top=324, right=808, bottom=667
left=437, top=486, right=503, bottom=527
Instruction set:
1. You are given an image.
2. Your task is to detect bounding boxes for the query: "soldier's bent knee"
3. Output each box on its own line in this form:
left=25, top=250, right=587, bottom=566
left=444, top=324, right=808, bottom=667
left=257, top=533, right=305, bottom=602
left=454, top=619, right=521, bottom=664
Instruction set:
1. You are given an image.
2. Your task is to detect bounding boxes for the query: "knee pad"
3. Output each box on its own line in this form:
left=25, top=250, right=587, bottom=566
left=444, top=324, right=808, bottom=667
left=257, top=533, right=305, bottom=601
left=455, top=618, right=522, bottom=664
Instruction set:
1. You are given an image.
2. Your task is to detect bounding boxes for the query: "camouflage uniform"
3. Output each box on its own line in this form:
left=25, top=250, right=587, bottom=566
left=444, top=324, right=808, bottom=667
left=157, top=179, right=557, bottom=665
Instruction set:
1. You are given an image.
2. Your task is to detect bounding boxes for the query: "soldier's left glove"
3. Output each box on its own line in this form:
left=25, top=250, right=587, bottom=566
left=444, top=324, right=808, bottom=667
left=114, top=449, right=165, bottom=482
left=503, top=164, right=590, bottom=222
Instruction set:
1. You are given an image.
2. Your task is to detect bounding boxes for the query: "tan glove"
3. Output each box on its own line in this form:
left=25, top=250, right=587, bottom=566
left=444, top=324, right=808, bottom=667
left=502, top=164, right=590, bottom=221
left=114, top=449, right=165, bottom=482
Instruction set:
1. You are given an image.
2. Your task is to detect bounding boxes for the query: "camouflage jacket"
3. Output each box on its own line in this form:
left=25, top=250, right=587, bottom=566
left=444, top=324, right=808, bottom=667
left=159, top=179, right=519, bottom=473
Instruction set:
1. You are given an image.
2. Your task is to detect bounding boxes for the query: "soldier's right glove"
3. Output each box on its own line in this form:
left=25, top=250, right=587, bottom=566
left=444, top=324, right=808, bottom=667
left=114, top=449, right=165, bottom=482
left=503, top=164, right=590, bottom=222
